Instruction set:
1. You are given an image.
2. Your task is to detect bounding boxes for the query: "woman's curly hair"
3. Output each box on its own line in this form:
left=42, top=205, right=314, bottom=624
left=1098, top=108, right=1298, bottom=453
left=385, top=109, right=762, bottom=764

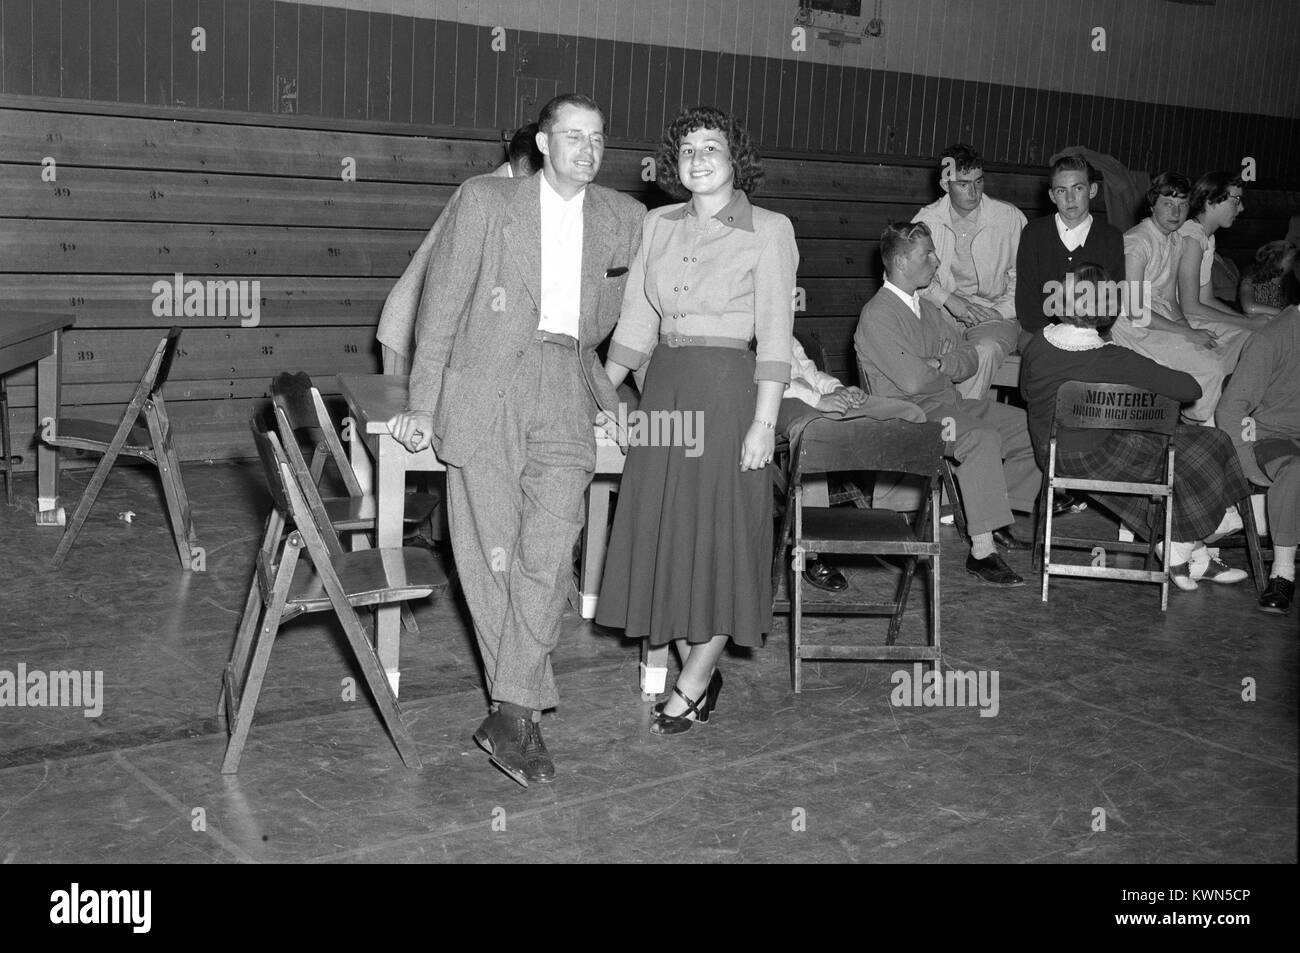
left=655, top=106, right=764, bottom=200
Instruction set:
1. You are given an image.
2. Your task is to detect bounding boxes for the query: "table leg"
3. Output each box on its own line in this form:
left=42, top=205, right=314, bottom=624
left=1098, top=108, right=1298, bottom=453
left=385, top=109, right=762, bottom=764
left=374, top=437, right=406, bottom=696
left=347, top=420, right=374, bottom=553
left=35, top=330, right=64, bottom=527
left=578, top=475, right=615, bottom=620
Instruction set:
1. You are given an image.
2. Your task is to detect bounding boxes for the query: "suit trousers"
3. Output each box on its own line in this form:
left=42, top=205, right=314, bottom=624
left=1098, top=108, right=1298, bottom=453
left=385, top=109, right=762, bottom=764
left=1264, top=453, right=1300, bottom=548
left=955, top=318, right=1020, bottom=401
left=444, top=335, right=596, bottom=711
left=940, top=398, right=1041, bottom=537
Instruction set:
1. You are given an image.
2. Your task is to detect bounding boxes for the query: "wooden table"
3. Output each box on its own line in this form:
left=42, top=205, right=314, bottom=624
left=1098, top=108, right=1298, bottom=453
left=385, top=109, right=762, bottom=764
left=0, top=311, right=74, bottom=525
left=338, top=374, right=632, bottom=695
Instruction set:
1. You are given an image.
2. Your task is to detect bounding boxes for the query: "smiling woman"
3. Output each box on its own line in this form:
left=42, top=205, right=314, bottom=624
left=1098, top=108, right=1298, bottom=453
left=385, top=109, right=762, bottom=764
left=597, top=106, right=797, bottom=734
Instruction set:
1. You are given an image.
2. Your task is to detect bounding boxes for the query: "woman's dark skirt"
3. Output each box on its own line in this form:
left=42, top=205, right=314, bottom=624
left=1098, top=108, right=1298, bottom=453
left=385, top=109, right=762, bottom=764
left=1057, top=425, right=1250, bottom=541
left=595, top=345, right=772, bottom=647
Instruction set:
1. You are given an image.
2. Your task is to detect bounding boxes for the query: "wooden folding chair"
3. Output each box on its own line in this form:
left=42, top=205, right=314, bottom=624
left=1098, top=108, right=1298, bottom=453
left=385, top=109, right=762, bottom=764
left=1032, top=381, right=1179, bottom=610
left=773, top=416, right=946, bottom=692
left=42, top=328, right=197, bottom=570
left=269, top=390, right=428, bottom=635
left=219, top=416, right=448, bottom=774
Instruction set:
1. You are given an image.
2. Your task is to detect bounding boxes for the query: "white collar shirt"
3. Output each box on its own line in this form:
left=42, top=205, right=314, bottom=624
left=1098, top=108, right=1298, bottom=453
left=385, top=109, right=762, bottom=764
left=538, top=173, right=585, bottom=336
left=1055, top=213, right=1093, bottom=252
left=883, top=279, right=921, bottom=318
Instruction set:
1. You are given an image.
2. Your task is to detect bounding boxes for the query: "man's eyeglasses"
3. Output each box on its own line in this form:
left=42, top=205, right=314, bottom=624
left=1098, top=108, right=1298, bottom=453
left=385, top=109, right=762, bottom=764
left=555, top=129, right=606, bottom=149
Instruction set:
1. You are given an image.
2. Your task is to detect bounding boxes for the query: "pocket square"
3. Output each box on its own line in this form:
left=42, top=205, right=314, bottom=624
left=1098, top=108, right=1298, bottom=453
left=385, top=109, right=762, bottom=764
left=604, top=266, right=628, bottom=278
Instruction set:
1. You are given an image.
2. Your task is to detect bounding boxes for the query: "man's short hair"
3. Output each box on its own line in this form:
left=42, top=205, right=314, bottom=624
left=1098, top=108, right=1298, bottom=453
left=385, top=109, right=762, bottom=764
left=537, top=93, right=604, bottom=133
left=1050, top=153, right=1094, bottom=182
left=1146, top=171, right=1191, bottom=210
left=880, top=221, right=932, bottom=271
left=1189, top=170, right=1245, bottom=218
left=941, top=143, right=983, bottom=175
left=507, top=122, right=543, bottom=173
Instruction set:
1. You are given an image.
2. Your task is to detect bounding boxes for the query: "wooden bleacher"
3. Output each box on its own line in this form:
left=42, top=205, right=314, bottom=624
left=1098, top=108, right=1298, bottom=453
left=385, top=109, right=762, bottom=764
left=2, top=93, right=1297, bottom=466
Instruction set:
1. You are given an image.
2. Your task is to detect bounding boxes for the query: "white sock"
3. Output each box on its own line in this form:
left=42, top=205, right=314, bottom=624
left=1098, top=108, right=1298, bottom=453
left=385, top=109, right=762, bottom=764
left=1211, top=507, right=1243, bottom=538
left=971, top=532, right=996, bottom=560
left=1168, top=540, right=1197, bottom=565
left=1273, top=545, right=1296, bottom=581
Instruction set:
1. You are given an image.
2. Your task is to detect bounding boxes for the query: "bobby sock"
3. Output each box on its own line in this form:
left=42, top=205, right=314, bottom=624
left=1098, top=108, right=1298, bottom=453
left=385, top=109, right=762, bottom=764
left=1272, top=545, right=1296, bottom=581
left=971, top=532, right=996, bottom=560
left=1169, top=540, right=1196, bottom=566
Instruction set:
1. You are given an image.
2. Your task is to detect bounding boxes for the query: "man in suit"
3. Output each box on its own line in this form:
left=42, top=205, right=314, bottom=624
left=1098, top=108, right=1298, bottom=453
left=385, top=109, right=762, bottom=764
left=855, top=221, right=1040, bottom=586
left=389, top=94, right=645, bottom=786
left=376, top=123, right=543, bottom=376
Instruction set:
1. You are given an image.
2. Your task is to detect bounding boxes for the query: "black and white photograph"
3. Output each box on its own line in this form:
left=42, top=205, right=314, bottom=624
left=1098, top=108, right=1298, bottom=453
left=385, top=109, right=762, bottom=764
left=0, top=0, right=1294, bottom=900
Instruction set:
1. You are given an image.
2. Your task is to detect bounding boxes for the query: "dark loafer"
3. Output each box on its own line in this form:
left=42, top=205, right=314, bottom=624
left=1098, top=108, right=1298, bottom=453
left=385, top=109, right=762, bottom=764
left=991, top=526, right=1026, bottom=551
left=803, top=557, right=848, bottom=592
left=472, top=710, right=530, bottom=788
left=965, top=552, right=1024, bottom=587
left=523, top=720, right=556, bottom=783
left=1258, top=576, right=1295, bottom=614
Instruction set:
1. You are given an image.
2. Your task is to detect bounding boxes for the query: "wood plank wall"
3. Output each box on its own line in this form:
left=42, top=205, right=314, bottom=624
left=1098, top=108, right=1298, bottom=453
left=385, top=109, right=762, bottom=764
left=1, top=0, right=1296, bottom=183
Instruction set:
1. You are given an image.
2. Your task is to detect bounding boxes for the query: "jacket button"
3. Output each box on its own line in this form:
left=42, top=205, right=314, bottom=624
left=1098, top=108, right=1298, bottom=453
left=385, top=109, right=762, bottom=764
left=683, top=256, right=689, bottom=262
left=674, top=286, right=679, bottom=292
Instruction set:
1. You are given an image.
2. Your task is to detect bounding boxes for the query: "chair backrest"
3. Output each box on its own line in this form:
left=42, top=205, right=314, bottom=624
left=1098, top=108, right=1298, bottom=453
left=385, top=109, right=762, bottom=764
left=1050, top=381, right=1180, bottom=437
left=249, top=415, right=348, bottom=585
left=268, top=403, right=346, bottom=557
left=151, top=327, right=183, bottom=396
left=270, top=371, right=363, bottom=496
left=791, top=417, right=946, bottom=482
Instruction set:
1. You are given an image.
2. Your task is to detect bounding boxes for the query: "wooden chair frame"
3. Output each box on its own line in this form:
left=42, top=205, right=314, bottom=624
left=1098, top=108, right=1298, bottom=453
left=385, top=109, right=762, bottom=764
left=43, top=328, right=196, bottom=570
left=773, top=416, right=946, bottom=692
left=219, top=417, right=445, bottom=774
left=1033, top=381, right=1179, bottom=611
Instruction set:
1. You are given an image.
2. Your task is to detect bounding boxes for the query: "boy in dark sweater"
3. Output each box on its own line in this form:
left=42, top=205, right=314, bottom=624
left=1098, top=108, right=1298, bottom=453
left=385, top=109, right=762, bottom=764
left=1015, top=154, right=1125, bottom=346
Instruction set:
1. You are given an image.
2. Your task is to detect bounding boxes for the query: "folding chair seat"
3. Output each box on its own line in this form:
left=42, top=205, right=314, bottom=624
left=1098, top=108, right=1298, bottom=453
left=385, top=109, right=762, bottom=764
left=1031, top=381, right=1179, bottom=610
left=218, top=415, right=448, bottom=774
left=772, top=416, right=946, bottom=692
left=271, top=371, right=438, bottom=533
left=42, top=328, right=197, bottom=569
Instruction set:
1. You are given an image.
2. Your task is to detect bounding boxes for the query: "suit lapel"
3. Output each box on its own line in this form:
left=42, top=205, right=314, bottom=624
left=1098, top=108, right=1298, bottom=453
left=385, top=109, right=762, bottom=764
left=503, top=174, right=542, bottom=309
left=580, top=186, right=617, bottom=344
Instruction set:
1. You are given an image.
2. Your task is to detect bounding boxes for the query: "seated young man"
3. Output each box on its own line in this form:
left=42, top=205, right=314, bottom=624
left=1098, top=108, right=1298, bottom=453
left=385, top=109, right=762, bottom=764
left=775, top=336, right=925, bottom=591
left=1015, top=154, right=1124, bottom=348
left=912, top=143, right=1025, bottom=400
left=855, top=221, right=1041, bottom=587
left=1021, top=262, right=1249, bottom=592
left=1218, top=306, right=1300, bottom=613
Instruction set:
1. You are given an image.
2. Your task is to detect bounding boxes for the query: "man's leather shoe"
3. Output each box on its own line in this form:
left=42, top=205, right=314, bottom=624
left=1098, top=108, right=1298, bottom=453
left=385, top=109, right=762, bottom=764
left=965, top=552, right=1024, bottom=586
left=523, top=721, right=556, bottom=783
left=1258, top=576, right=1295, bottom=614
left=472, top=711, right=530, bottom=788
left=991, top=526, right=1026, bottom=551
left=803, top=557, right=848, bottom=592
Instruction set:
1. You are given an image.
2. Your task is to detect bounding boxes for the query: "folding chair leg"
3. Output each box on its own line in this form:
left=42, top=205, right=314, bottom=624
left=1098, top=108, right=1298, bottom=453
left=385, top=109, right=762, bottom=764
left=51, top=442, right=123, bottom=569
left=1, top=378, right=12, bottom=507
left=333, top=605, right=422, bottom=768
left=1041, top=482, right=1055, bottom=602
left=1241, top=495, right=1268, bottom=595
left=791, top=553, right=803, bottom=693
left=148, top=401, right=198, bottom=570
left=221, top=592, right=289, bottom=774
left=942, top=462, right=968, bottom=541
left=887, top=555, right=917, bottom=646
left=400, top=602, right=419, bottom=635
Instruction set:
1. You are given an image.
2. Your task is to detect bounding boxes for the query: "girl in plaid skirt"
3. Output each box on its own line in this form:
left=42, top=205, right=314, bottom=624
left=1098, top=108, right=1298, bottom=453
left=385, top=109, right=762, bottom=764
left=1020, top=263, right=1252, bottom=591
